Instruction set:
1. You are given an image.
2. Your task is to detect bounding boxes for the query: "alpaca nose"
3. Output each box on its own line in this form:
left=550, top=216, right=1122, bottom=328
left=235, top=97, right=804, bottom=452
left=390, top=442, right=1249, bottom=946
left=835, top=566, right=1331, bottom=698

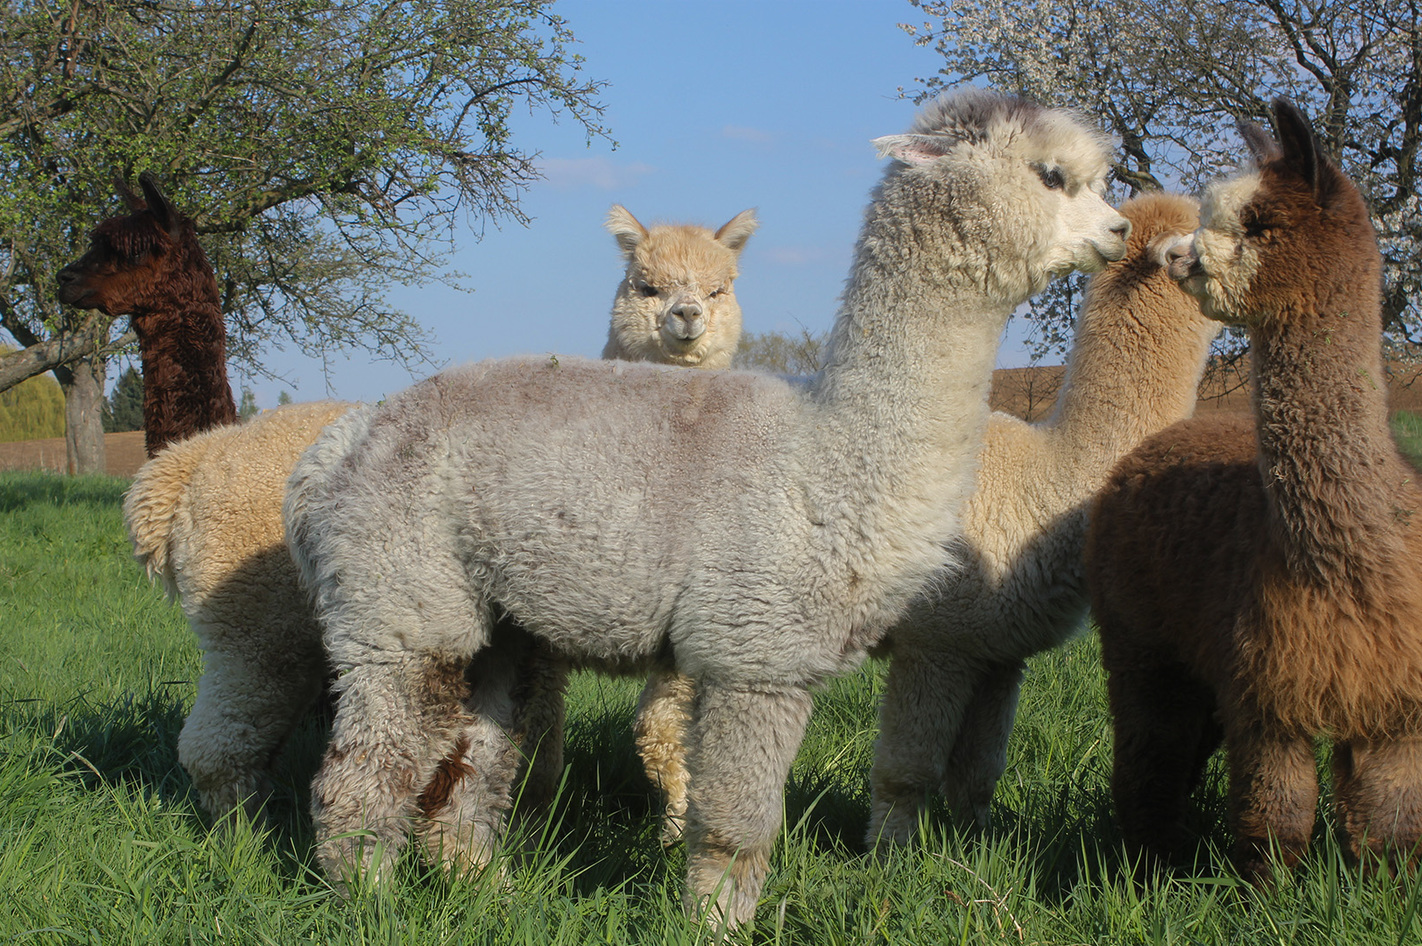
left=667, top=301, right=706, bottom=340
left=1111, top=217, right=1132, bottom=242
left=1164, top=236, right=1200, bottom=280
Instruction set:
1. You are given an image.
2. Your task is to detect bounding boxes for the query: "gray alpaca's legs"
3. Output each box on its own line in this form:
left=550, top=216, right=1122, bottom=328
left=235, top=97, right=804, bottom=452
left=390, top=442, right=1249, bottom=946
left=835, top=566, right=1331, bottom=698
left=1225, top=716, right=1318, bottom=884
left=867, top=653, right=978, bottom=847
left=634, top=666, right=696, bottom=844
left=682, top=683, right=813, bottom=929
left=311, top=654, right=473, bottom=889
left=1332, top=736, right=1422, bottom=874
left=940, top=660, right=1025, bottom=831
left=179, top=614, right=326, bottom=828
left=506, top=644, right=568, bottom=818
left=416, top=635, right=529, bottom=875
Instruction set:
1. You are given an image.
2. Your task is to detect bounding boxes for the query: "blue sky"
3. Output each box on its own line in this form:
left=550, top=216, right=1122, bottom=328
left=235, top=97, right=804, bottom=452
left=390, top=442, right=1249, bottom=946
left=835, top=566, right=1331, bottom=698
left=242, top=1, right=1036, bottom=406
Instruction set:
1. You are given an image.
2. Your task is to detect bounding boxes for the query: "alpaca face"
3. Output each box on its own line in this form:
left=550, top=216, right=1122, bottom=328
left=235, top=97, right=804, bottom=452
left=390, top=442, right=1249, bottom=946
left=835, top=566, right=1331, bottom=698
left=606, top=207, right=756, bottom=369
left=56, top=215, right=175, bottom=316
left=1167, top=100, right=1372, bottom=328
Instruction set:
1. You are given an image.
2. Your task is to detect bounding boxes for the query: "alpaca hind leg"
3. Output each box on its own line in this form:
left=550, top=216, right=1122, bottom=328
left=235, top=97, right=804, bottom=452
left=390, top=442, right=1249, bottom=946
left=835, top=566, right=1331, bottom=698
left=1107, top=659, right=1220, bottom=872
left=506, top=638, right=568, bottom=819
left=416, top=635, right=530, bottom=876
left=1332, top=736, right=1422, bottom=875
left=634, top=666, right=696, bottom=844
left=1224, top=717, right=1318, bottom=884
left=940, top=660, right=1025, bottom=832
left=682, top=682, right=813, bottom=930
left=178, top=615, right=325, bottom=829
left=311, top=653, right=473, bottom=891
left=867, top=653, right=979, bottom=848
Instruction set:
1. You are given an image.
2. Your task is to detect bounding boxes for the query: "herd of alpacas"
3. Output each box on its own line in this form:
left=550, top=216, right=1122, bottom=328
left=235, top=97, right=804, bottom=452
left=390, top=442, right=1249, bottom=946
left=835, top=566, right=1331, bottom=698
left=53, top=88, right=1422, bottom=927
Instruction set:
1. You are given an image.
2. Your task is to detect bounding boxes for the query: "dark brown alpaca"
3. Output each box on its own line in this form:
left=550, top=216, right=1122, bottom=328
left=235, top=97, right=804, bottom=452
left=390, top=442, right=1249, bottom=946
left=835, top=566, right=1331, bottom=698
left=57, top=173, right=236, bottom=457
left=1086, top=99, right=1422, bottom=882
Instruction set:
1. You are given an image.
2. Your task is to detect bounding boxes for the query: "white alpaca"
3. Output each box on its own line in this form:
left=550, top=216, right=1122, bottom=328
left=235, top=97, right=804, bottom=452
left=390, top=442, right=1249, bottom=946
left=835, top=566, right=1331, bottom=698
left=602, top=205, right=756, bottom=369
left=633, top=194, right=1222, bottom=848
left=123, top=207, right=753, bottom=827
left=866, top=192, right=1220, bottom=846
left=284, top=88, right=1128, bottom=926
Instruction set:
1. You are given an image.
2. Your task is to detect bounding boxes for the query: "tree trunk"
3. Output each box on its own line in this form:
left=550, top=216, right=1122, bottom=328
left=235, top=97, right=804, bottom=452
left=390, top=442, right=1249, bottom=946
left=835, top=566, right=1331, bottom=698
left=53, top=353, right=107, bottom=475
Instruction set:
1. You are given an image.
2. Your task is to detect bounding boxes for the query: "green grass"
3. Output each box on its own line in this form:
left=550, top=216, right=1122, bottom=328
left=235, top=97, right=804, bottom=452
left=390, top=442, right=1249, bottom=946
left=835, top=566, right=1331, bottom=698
left=2, top=467, right=1421, bottom=944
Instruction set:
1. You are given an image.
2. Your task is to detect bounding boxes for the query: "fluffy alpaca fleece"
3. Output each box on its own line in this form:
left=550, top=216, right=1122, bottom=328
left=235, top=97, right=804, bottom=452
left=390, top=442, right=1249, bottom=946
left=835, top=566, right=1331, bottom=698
left=120, top=204, right=751, bottom=827
left=1086, top=99, right=1422, bottom=881
left=863, top=193, right=1220, bottom=846
left=124, top=400, right=354, bottom=823
left=602, top=205, right=757, bottom=369
left=285, top=88, right=1129, bottom=926
left=634, top=193, right=1220, bottom=849
left=56, top=173, right=237, bottom=457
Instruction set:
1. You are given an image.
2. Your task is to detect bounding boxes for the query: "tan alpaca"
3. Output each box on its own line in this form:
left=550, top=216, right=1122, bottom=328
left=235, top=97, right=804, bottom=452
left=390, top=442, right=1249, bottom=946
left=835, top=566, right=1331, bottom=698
left=602, top=205, right=757, bottom=369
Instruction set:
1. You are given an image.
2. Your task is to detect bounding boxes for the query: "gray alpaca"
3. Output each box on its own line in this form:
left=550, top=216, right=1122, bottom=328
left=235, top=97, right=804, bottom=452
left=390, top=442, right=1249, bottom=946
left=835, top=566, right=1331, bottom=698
left=284, top=88, right=1128, bottom=927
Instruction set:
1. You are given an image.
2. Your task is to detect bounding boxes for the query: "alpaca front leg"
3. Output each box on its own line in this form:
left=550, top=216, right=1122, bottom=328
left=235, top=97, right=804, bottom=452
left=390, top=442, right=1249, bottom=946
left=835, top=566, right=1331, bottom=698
left=311, top=655, right=472, bottom=891
left=867, top=653, right=977, bottom=848
left=417, top=632, right=544, bottom=874
left=1224, top=718, right=1318, bottom=884
left=682, top=683, right=813, bottom=930
left=940, top=660, right=1025, bottom=832
left=1106, top=658, right=1221, bottom=873
left=179, top=614, right=326, bottom=829
left=1332, top=735, right=1422, bottom=875
left=634, top=666, right=696, bottom=844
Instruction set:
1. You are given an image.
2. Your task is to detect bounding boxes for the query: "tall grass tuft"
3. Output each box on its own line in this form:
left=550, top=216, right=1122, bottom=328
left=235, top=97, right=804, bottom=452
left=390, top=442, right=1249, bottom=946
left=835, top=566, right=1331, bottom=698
left=2, top=467, right=1420, bottom=944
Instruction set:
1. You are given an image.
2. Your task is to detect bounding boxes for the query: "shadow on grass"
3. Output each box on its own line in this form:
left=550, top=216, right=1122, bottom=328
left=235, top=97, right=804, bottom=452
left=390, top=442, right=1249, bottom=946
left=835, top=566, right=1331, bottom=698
left=0, top=470, right=129, bottom=513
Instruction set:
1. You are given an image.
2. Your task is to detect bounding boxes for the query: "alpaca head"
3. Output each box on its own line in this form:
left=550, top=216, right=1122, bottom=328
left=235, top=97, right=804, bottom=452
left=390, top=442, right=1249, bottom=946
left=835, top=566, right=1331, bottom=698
left=56, top=173, right=219, bottom=323
left=1165, top=98, right=1379, bottom=326
left=871, top=88, right=1130, bottom=302
left=604, top=205, right=757, bottom=369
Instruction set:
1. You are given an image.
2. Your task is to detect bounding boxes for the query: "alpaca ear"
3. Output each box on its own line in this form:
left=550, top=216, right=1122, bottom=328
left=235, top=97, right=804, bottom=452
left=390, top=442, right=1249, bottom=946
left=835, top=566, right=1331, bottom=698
left=715, top=209, right=758, bottom=254
left=871, top=134, right=956, bottom=166
left=605, top=204, right=649, bottom=258
left=1237, top=120, right=1281, bottom=167
left=114, top=172, right=143, bottom=212
left=1270, top=97, right=1331, bottom=201
left=139, top=172, right=179, bottom=235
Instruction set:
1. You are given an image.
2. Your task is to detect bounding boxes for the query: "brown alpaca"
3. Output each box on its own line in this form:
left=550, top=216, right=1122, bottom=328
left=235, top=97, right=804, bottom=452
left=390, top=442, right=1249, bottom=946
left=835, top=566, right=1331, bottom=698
left=1086, top=99, right=1422, bottom=882
left=57, top=173, right=237, bottom=457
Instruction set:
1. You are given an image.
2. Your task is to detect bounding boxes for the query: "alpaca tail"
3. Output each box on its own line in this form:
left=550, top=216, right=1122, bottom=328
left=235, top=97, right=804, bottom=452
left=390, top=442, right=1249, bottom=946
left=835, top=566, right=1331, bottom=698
left=122, top=430, right=225, bottom=600
left=282, top=403, right=376, bottom=603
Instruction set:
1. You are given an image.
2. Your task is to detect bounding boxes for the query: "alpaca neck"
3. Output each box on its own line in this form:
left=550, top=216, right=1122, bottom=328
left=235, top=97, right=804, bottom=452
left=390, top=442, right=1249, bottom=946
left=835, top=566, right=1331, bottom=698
left=1047, top=290, right=1212, bottom=472
left=807, top=198, right=1016, bottom=621
left=134, top=291, right=238, bottom=455
left=1252, top=293, right=1409, bottom=579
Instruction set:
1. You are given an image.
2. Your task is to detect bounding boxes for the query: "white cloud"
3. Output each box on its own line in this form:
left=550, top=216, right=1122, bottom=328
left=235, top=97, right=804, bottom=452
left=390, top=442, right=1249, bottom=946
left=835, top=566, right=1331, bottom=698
left=537, top=157, right=657, bottom=191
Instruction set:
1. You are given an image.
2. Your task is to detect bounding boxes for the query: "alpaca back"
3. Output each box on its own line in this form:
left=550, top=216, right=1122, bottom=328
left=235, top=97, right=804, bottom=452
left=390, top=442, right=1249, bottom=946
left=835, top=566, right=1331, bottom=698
left=128, top=401, right=354, bottom=608
left=603, top=206, right=756, bottom=369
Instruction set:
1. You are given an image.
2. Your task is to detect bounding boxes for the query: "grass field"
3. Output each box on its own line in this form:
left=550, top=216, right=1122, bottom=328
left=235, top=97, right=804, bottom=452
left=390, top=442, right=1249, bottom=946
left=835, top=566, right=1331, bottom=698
left=3, top=417, right=1422, bottom=944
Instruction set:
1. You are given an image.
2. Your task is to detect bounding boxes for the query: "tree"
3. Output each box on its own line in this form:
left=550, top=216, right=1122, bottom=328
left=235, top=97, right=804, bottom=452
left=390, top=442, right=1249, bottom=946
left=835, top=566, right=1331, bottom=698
left=102, top=364, right=143, bottom=432
left=0, top=0, right=609, bottom=471
left=238, top=387, right=259, bottom=422
left=901, top=0, right=1421, bottom=362
left=735, top=327, right=827, bottom=376
left=0, top=346, right=64, bottom=442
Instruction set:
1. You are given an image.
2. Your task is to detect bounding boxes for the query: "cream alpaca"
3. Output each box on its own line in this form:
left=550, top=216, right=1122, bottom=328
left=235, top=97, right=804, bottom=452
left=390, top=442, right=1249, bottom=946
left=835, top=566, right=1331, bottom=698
left=284, top=88, right=1128, bottom=927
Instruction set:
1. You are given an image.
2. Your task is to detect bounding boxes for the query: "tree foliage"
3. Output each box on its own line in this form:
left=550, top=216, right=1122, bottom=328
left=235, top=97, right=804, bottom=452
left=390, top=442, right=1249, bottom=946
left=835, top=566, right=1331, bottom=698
left=0, top=347, right=64, bottom=442
left=101, top=365, right=142, bottom=432
left=901, top=0, right=1420, bottom=359
left=735, top=328, right=827, bottom=376
left=0, top=0, right=611, bottom=392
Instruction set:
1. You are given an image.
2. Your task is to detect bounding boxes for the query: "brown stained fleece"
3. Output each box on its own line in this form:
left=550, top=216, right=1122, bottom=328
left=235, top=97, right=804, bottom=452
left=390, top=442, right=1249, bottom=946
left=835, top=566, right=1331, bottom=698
left=56, top=173, right=236, bottom=457
left=1086, top=99, right=1422, bottom=881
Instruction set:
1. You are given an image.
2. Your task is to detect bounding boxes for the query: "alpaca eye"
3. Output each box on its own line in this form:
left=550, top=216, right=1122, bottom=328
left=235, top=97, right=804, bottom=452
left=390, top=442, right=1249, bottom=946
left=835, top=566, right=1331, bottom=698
left=638, top=282, right=658, bottom=298
left=1037, top=166, right=1066, bottom=190
left=1243, top=220, right=1272, bottom=239
left=709, top=288, right=725, bottom=298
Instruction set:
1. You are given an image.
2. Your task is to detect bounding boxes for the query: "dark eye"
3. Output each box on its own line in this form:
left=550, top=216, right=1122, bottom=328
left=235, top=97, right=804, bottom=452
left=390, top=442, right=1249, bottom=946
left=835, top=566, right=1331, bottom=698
left=1037, top=165, right=1065, bottom=190
left=1243, top=219, right=1272, bottom=238
left=709, top=287, right=725, bottom=298
left=638, top=281, right=658, bottom=298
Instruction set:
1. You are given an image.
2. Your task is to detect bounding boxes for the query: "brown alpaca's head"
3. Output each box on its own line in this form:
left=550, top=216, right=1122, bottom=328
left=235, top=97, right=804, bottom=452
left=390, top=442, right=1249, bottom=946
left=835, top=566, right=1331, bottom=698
left=605, top=205, right=757, bottom=370
left=57, top=173, right=219, bottom=321
left=1166, top=98, right=1379, bottom=327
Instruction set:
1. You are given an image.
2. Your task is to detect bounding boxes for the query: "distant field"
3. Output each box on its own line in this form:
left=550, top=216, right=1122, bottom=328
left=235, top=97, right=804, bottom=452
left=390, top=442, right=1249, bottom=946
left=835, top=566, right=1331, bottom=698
left=2, top=452, right=1420, bottom=943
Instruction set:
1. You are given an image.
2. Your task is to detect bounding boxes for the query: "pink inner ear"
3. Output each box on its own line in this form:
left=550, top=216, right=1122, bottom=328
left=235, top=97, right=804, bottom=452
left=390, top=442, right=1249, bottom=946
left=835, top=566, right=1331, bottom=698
left=873, top=135, right=947, bottom=167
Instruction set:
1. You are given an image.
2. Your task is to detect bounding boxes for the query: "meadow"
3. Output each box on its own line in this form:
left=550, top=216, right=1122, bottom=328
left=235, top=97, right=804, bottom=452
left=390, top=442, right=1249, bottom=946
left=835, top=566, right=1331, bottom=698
left=3, top=416, right=1422, bottom=945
